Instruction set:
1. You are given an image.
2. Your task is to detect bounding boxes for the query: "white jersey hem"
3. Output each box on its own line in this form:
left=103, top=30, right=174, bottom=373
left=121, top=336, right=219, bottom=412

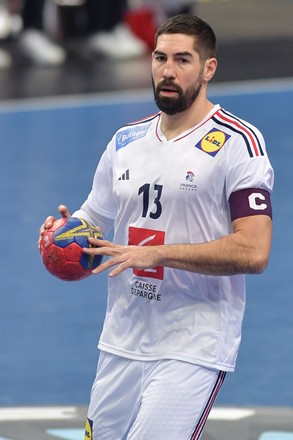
left=98, top=342, right=235, bottom=373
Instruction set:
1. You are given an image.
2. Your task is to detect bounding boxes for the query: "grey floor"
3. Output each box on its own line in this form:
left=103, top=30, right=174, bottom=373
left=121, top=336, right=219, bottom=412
left=1, top=406, right=293, bottom=440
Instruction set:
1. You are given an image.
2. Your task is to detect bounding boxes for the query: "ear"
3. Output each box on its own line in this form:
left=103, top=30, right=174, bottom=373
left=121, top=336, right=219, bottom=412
left=203, top=58, right=217, bottom=82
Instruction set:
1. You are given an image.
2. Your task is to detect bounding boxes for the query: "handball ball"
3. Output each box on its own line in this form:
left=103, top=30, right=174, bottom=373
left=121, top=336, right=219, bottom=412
left=39, top=217, right=103, bottom=281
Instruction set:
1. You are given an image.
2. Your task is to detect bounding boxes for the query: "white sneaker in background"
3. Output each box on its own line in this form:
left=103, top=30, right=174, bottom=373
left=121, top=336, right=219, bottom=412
left=88, top=23, right=148, bottom=59
left=0, top=47, right=12, bottom=69
left=19, top=30, right=66, bottom=65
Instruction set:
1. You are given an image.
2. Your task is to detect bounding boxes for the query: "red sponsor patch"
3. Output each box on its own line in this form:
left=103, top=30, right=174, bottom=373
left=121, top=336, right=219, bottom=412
left=129, top=226, right=165, bottom=280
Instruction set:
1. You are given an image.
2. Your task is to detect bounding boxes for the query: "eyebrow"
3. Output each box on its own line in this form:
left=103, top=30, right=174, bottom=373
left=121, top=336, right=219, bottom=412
left=153, top=50, right=194, bottom=58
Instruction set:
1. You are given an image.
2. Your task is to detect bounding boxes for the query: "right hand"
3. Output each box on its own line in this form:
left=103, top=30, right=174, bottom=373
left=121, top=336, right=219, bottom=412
left=38, top=204, right=71, bottom=248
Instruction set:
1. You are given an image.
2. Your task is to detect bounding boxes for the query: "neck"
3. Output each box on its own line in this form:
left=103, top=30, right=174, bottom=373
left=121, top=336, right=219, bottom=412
left=160, top=96, right=215, bottom=140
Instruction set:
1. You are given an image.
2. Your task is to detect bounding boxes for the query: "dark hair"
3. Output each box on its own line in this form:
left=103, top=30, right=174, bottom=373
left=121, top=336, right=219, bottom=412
left=155, top=14, right=216, bottom=60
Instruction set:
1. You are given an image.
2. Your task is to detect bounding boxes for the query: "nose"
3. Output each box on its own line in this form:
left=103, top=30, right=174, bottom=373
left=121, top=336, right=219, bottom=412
left=162, top=59, right=176, bottom=80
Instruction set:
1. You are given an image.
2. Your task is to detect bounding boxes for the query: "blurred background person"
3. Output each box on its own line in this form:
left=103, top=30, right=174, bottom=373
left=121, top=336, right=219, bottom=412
left=0, top=0, right=66, bottom=67
left=86, top=0, right=147, bottom=58
left=0, top=0, right=171, bottom=69
left=0, top=0, right=22, bottom=68
left=39, top=0, right=148, bottom=61
left=55, top=0, right=148, bottom=59
left=20, top=0, right=66, bottom=65
left=124, top=0, right=197, bottom=52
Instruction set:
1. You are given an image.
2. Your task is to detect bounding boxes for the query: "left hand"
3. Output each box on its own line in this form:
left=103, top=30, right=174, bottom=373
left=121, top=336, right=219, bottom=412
left=38, top=204, right=71, bottom=249
left=83, top=237, right=162, bottom=277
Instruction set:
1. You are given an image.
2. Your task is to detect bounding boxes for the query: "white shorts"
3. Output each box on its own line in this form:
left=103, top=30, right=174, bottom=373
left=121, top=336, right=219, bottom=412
left=84, top=351, right=226, bottom=440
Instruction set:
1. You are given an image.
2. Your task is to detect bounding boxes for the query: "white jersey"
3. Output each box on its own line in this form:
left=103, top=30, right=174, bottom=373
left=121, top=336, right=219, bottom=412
left=84, top=104, right=274, bottom=372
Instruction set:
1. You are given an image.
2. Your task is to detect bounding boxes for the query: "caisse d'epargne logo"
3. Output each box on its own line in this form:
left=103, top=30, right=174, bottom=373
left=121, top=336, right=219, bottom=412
left=128, top=226, right=165, bottom=280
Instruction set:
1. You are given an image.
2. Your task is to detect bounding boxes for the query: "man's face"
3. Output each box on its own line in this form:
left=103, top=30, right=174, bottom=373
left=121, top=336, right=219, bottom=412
left=152, top=33, right=205, bottom=115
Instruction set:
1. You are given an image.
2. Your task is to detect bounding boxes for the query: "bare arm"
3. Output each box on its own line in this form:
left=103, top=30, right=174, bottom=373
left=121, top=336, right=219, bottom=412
left=84, top=215, right=272, bottom=277
left=158, top=215, right=272, bottom=275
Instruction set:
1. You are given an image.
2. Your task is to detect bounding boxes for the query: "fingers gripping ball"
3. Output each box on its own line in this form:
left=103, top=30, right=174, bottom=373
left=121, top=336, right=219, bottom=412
left=40, top=217, right=103, bottom=281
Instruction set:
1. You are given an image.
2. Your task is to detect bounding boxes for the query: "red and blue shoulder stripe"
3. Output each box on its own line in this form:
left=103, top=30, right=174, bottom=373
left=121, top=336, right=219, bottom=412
left=126, top=112, right=160, bottom=127
left=212, top=108, right=265, bottom=157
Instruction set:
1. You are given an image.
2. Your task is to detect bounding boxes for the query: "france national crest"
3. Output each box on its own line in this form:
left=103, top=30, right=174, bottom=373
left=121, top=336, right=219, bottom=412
left=186, top=171, right=195, bottom=182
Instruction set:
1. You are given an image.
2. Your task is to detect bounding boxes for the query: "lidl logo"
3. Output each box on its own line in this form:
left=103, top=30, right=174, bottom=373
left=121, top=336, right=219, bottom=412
left=195, top=128, right=231, bottom=157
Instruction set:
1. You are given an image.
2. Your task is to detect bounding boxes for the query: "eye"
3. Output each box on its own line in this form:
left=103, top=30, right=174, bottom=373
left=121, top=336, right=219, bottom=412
left=154, top=54, right=166, bottom=62
left=177, top=57, right=190, bottom=64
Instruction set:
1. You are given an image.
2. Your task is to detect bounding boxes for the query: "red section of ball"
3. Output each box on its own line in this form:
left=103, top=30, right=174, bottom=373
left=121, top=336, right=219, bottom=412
left=63, top=242, right=83, bottom=262
left=39, top=217, right=103, bottom=282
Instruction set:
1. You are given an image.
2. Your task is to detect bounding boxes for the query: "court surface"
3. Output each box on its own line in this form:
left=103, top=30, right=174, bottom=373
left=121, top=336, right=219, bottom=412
left=0, top=78, right=292, bottom=439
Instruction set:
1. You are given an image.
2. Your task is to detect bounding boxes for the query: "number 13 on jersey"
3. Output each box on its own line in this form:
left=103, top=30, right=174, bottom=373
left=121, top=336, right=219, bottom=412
left=138, top=183, right=163, bottom=219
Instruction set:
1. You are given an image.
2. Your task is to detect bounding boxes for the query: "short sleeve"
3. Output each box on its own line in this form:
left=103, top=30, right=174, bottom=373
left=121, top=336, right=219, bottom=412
left=87, top=145, right=117, bottom=219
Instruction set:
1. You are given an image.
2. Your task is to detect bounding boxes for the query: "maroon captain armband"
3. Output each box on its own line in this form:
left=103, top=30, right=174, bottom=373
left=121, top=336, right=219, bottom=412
left=229, top=188, right=272, bottom=221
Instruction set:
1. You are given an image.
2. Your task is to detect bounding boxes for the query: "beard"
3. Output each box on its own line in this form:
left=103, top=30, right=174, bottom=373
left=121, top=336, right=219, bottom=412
left=152, top=77, right=203, bottom=115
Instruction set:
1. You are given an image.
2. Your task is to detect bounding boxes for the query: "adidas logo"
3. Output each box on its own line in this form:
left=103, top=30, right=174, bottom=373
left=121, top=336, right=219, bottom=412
left=118, top=169, right=130, bottom=181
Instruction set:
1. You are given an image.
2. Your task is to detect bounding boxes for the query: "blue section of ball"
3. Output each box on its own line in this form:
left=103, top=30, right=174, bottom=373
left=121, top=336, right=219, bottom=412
left=52, top=217, right=103, bottom=272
